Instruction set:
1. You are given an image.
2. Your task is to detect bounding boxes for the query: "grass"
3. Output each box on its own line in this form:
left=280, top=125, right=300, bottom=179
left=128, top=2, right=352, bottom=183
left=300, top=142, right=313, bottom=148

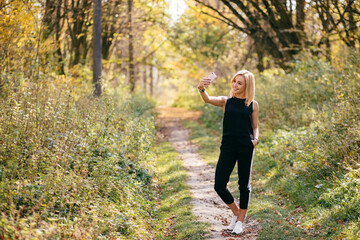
left=153, top=140, right=208, bottom=239
left=255, top=130, right=360, bottom=240
left=0, top=83, right=160, bottom=239
left=182, top=118, right=320, bottom=240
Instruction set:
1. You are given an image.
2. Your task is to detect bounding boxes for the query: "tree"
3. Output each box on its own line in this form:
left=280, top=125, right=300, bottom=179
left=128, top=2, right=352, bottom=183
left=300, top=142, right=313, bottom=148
left=66, top=0, right=92, bottom=66
left=42, top=0, right=92, bottom=68
left=39, top=0, right=169, bottom=95
left=313, top=0, right=360, bottom=59
left=128, top=0, right=135, bottom=92
left=194, top=0, right=308, bottom=71
left=42, top=0, right=65, bottom=74
left=93, top=0, right=102, bottom=96
left=102, top=0, right=128, bottom=60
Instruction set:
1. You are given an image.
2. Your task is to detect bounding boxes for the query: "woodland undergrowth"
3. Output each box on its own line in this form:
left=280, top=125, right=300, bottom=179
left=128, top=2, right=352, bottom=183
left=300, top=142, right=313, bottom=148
left=0, top=69, right=161, bottom=239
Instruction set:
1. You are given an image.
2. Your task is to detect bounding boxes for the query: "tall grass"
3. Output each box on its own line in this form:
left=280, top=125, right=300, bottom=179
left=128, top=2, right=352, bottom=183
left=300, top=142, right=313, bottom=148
left=255, top=52, right=360, bottom=238
left=0, top=72, right=160, bottom=239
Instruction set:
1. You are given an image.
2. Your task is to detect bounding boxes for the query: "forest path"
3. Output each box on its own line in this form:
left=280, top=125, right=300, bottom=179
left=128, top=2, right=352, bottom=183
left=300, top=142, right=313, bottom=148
left=156, top=106, right=260, bottom=240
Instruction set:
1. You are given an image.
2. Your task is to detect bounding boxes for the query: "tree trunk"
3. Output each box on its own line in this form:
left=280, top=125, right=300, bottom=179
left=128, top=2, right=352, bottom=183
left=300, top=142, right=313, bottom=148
left=55, top=0, right=65, bottom=74
left=68, top=0, right=91, bottom=67
left=93, top=0, right=102, bottom=97
left=296, top=0, right=305, bottom=31
left=150, top=63, right=153, bottom=96
left=128, top=0, right=135, bottom=92
left=315, top=0, right=331, bottom=61
left=102, top=32, right=113, bottom=60
left=255, top=45, right=265, bottom=72
left=347, top=3, right=357, bottom=48
left=325, top=0, right=331, bottom=61
left=143, top=66, right=147, bottom=93
left=101, top=0, right=118, bottom=60
left=43, top=0, right=55, bottom=40
left=296, top=0, right=306, bottom=48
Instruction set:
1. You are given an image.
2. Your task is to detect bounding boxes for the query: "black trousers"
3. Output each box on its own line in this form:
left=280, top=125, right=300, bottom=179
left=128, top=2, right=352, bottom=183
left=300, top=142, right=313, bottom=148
left=214, top=136, right=254, bottom=209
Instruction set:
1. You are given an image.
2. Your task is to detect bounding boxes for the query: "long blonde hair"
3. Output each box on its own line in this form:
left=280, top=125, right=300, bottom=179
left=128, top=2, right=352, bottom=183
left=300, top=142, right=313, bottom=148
left=229, top=70, right=255, bottom=107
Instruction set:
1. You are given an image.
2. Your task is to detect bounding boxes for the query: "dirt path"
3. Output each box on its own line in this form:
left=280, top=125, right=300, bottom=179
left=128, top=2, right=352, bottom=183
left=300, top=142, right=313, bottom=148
left=156, top=106, right=260, bottom=240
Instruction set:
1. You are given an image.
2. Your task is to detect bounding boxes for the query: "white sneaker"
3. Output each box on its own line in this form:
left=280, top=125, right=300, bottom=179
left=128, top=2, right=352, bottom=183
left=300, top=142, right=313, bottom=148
left=232, top=221, right=244, bottom=234
left=227, top=216, right=238, bottom=231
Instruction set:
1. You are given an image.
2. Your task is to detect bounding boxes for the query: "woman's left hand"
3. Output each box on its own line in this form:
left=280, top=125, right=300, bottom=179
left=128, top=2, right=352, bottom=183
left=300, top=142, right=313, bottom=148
left=251, top=140, right=257, bottom=147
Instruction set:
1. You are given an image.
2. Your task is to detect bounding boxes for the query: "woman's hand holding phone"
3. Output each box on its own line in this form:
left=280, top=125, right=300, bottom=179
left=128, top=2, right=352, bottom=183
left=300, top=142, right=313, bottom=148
left=206, top=72, right=217, bottom=82
left=198, top=72, right=217, bottom=89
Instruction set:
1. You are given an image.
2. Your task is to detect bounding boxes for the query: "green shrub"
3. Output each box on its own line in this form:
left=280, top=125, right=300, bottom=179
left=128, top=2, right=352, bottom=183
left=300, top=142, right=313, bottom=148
left=256, top=53, right=339, bottom=129
left=199, top=104, right=223, bottom=134
left=252, top=51, right=360, bottom=238
left=0, top=76, right=158, bottom=239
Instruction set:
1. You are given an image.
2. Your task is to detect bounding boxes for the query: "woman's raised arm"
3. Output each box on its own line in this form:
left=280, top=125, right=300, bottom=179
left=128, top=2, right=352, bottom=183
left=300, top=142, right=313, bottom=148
left=197, top=77, right=227, bottom=110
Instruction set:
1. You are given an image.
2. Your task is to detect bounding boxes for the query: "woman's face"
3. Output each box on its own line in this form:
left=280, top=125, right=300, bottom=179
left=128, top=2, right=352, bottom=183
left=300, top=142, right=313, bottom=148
left=231, top=74, right=246, bottom=95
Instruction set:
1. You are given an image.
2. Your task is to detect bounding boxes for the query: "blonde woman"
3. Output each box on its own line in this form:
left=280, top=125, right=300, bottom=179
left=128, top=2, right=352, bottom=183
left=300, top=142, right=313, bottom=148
left=197, top=70, right=259, bottom=234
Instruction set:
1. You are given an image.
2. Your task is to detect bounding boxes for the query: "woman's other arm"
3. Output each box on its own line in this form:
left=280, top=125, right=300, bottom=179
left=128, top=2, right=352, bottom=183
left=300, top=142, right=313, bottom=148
left=251, top=100, right=259, bottom=146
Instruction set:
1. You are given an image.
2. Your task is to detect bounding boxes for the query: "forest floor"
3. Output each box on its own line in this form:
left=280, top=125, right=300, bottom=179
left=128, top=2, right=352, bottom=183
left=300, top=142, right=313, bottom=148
left=156, top=106, right=261, bottom=240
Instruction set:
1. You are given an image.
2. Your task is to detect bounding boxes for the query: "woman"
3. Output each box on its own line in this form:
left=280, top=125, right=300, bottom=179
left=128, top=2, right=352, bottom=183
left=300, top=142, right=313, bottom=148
left=197, top=70, right=259, bottom=235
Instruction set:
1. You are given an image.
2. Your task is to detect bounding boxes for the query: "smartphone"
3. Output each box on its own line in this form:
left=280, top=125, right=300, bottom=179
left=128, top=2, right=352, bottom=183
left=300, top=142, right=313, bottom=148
left=206, top=72, right=217, bottom=82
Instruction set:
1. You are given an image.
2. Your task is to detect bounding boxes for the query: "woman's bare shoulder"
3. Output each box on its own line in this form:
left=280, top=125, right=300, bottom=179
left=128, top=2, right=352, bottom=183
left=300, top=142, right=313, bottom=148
left=220, top=96, right=228, bottom=101
left=220, top=96, right=228, bottom=111
left=220, top=96, right=229, bottom=104
left=252, top=100, right=259, bottom=110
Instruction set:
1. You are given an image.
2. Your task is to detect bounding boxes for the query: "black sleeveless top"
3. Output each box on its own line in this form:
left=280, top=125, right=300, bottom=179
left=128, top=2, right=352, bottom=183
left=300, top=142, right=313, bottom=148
left=222, top=97, right=253, bottom=137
